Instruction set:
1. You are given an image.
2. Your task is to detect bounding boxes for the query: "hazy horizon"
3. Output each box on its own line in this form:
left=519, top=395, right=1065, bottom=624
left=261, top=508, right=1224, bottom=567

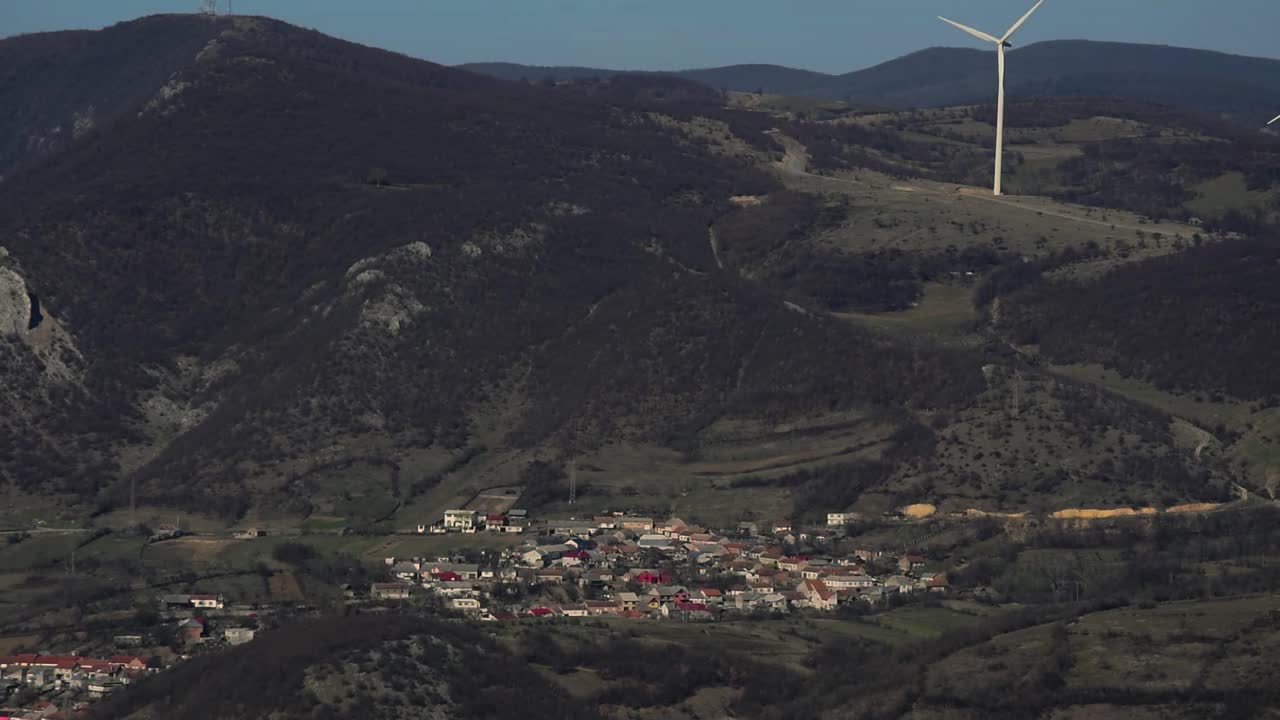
left=4, top=0, right=1280, bottom=74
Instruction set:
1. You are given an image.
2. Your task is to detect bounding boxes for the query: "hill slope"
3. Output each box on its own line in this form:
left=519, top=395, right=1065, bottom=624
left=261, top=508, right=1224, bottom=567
left=0, top=14, right=987, bottom=520
left=91, top=615, right=595, bottom=720
left=0, top=16, right=1243, bottom=526
left=462, top=41, right=1280, bottom=123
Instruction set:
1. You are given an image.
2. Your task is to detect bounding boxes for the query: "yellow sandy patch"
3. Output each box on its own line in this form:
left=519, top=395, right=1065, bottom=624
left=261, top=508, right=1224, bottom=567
left=729, top=195, right=764, bottom=206
left=1050, top=507, right=1157, bottom=520
left=901, top=503, right=936, bottom=519
left=1165, top=503, right=1221, bottom=514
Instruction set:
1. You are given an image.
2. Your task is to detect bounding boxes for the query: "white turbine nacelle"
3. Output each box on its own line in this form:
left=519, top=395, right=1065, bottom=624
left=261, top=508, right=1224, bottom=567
left=939, top=0, right=1046, bottom=196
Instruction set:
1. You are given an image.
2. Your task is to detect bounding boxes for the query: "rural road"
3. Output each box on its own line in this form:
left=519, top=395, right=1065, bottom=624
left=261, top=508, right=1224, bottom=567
left=769, top=132, right=1192, bottom=238
left=0, top=527, right=93, bottom=535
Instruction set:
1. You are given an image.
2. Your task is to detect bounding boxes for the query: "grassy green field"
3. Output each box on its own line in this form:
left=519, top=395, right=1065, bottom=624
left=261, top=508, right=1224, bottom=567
left=869, top=604, right=990, bottom=639
left=1052, top=363, right=1280, bottom=489
left=838, top=281, right=981, bottom=347
left=1185, top=171, right=1277, bottom=219
left=1076, top=594, right=1280, bottom=640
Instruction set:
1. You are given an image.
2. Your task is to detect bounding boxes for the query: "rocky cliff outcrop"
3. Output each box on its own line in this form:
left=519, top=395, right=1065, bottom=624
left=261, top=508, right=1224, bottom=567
left=0, top=249, right=31, bottom=336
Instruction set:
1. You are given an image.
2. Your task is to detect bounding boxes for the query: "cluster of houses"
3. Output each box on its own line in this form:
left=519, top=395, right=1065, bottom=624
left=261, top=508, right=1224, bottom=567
left=0, top=591, right=261, bottom=717
left=418, top=508, right=530, bottom=535
left=0, top=653, right=150, bottom=707
left=373, top=513, right=952, bottom=621
left=159, top=593, right=257, bottom=647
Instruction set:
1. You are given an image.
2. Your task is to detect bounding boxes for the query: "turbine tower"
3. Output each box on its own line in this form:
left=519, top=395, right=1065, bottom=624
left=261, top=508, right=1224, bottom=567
left=939, top=0, right=1046, bottom=196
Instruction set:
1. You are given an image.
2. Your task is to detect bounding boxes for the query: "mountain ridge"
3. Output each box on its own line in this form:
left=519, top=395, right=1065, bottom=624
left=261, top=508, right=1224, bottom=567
left=461, top=39, right=1280, bottom=122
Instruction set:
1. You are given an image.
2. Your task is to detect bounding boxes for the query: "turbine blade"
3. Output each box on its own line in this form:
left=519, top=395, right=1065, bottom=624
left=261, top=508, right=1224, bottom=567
left=1269, top=114, right=1280, bottom=126
left=938, top=16, right=1001, bottom=45
left=1002, top=0, right=1046, bottom=42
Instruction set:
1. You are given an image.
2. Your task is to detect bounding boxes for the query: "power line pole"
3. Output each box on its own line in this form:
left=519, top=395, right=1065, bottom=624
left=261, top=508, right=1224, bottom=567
left=568, top=462, right=577, bottom=505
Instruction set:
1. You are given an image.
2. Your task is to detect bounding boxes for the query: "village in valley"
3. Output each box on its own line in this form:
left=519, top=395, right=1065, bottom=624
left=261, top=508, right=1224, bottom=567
left=382, top=507, right=954, bottom=622
left=0, top=503, right=962, bottom=718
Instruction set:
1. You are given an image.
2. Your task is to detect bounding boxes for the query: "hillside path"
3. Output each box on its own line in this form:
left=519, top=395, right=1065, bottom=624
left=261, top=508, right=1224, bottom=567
left=770, top=134, right=1194, bottom=238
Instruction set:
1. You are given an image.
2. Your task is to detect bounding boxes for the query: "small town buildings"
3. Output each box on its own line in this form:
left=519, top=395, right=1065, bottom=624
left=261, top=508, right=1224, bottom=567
left=109, top=656, right=148, bottom=672
left=447, top=597, right=482, bottom=612
left=551, top=520, right=600, bottom=537
left=113, top=634, right=144, bottom=648
left=534, top=568, right=565, bottom=584
left=801, top=579, right=837, bottom=611
left=618, top=517, right=655, bottom=532
left=88, top=678, right=125, bottom=697
left=178, top=618, right=205, bottom=643
left=855, top=546, right=885, bottom=563
left=561, top=604, right=590, bottom=618
left=443, top=510, right=478, bottom=531
left=190, top=594, right=224, bottom=609
left=224, top=627, right=256, bottom=645
left=370, top=582, right=413, bottom=600
left=823, top=572, right=876, bottom=590
left=898, top=554, right=927, bottom=573
left=626, top=568, right=670, bottom=585
left=637, top=534, right=671, bottom=550
left=924, top=573, right=950, bottom=593
left=425, top=562, right=480, bottom=580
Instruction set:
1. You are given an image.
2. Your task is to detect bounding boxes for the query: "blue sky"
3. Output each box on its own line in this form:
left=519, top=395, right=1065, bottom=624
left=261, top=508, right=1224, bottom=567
left=4, top=1, right=1278, bottom=73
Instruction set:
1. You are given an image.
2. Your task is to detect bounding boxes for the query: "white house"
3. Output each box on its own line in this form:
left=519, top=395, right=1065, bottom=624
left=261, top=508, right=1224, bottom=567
left=443, top=510, right=477, bottom=531
left=824, top=574, right=876, bottom=590
left=224, top=627, right=256, bottom=645
left=447, top=597, right=481, bottom=612
left=190, top=594, right=224, bottom=609
left=827, top=512, right=855, bottom=527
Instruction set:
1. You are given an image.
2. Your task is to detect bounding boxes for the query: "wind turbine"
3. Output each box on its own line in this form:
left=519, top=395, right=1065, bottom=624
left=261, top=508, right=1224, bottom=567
left=939, top=0, right=1046, bottom=196
left=1269, top=114, right=1280, bottom=126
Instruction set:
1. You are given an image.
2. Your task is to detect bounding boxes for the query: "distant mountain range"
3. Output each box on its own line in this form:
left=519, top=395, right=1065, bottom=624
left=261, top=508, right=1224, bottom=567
left=462, top=40, right=1280, bottom=123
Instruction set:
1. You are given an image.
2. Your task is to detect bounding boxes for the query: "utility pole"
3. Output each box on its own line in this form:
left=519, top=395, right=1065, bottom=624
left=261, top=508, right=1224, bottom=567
left=568, top=462, right=576, bottom=505
left=1009, top=370, right=1022, bottom=417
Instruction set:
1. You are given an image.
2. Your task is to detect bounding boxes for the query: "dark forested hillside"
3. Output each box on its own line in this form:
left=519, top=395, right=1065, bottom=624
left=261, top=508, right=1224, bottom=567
left=458, top=61, right=833, bottom=95
left=997, top=238, right=1280, bottom=401
left=91, top=615, right=596, bottom=720
left=0, top=15, right=223, bottom=176
left=0, top=13, right=1250, bottom=524
left=0, top=14, right=997, bottom=517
